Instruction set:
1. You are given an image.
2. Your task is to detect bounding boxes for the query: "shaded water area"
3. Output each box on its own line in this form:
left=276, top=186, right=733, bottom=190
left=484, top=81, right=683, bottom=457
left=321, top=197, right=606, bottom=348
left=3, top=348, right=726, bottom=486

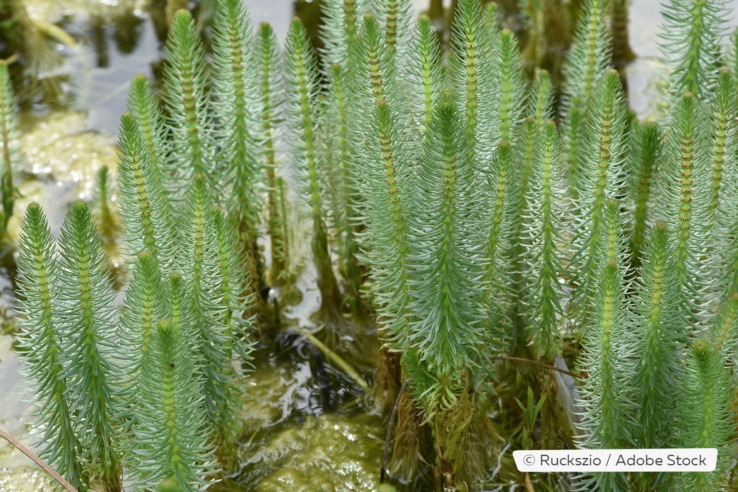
left=1, top=0, right=738, bottom=490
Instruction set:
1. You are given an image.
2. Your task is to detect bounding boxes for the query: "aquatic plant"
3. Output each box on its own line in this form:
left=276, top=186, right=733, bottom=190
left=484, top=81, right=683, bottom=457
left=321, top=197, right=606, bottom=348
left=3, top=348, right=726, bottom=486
left=284, top=17, right=345, bottom=328
left=14, top=10, right=256, bottom=491
left=211, top=0, right=267, bottom=306
left=16, top=196, right=250, bottom=491
left=659, top=0, right=729, bottom=100
left=11, top=0, right=738, bottom=490
left=15, top=203, right=87, bottom=491
left=0, top=61, right=19, bottom=238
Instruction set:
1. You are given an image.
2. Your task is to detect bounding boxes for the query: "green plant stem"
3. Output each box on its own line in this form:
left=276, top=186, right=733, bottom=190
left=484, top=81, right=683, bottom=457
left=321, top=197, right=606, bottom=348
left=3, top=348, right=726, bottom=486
left=0, top=62, right=17, bottom=235
left=286, top=18, right=343, bottom=325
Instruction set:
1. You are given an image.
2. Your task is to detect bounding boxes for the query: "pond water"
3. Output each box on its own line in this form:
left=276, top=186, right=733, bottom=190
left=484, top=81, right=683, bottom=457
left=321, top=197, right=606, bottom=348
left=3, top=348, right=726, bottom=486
left=1, top=0, right=738, bottom=491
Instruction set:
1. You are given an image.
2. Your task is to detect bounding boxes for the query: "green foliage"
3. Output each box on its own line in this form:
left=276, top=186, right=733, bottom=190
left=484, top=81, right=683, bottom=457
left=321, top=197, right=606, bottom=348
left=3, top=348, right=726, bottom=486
left=211, top=0, right=264, bottom=294
left=406, top=16, right=445, bottom=143
left=578, top=269, right=632, bottom=480
left=16, top=203, right=86, bottom=491
left=710, top=69, right=738, bottom=301
left=15, top=0, right=738, bottom=490
left=0, top=61, right=18, bottom=237
left=126, top=74, right=168, bottom=192
left=651, top=92, right=712, bottom=328
left=659, top=0, right=729, bottom=100
left=570, top=70, right=629, bottom=330
left=321, top=63, right=369, bottom=323
left=406, top=93, right=486, bottom=381
left=128, top=318, right=216, bottom=491
left=514, top=386, right=546, bottom=450
left=350, top=10, right=416, bottom=347
left=375, top=0, right=414, bottom=64
left=677, top=340, right=732, bottom=490
left=627, top=222, right=686, bottom=489
left=92, top=166, right=117, bottom=252
left=55, top=201, right=122, bottom=490
left=357, top=100, right=412, bottom=350
left=18, top=187, right=252, bottom=489
left=162, top=10, right=214, bottom=199
left=576, top=218, right=632, bottom=490
left=560, top=0, right=611, bottom=188
left=448, top=0, right=495, bottom=162
left=320, top=0, right=368, bottom=68
left=520, top=121, right=568, bottom=361
left=116, top=113, right=179, bottom=274
left=628, top=120, right=661, bottom=266
left=481, top=140, right=514, bottom=346
left=529, top=68, right=556, bottom=127
left=16, top=8, right=257, bottom=490
left=284, top=17, right=344, bottom=326
left=494, top=29, right=527, bottom=144
left=255, top=22, right=289, bottom=288
left=708, top=69, right=738, bottom=229
left=118, top=251, right=166, bottom=395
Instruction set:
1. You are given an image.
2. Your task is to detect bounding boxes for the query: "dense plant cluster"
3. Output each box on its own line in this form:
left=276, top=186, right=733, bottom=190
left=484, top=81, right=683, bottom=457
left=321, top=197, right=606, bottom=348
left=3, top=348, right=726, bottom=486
left=7, top=0, right=738, bottom=490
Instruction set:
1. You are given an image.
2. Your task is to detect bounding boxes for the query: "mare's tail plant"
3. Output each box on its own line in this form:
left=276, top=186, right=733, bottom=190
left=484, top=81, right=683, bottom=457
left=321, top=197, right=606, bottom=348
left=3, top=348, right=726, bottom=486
left=17, top=171, right=254, bottom=491
left=161, top=10, right=214, bottom=201
left=569, top=70, right=629, bottom=333
left=117, top=252, right=216, bottom=490
left=211, top=0, right=267, bottom=306
left=122, top=9, right=256, bottom=464
left=15, top=203, right=87, bottom=491
left=320, top=62, right=370, bottom=326
left=575, top=202, right=633, bottom=491
left=127, top=316, right=217, bottom=491
left=628, top=121, right=661, bottom=268
left=15, top=0, right=738, bottom=490
left=284, top=17, right=344, bottom=329
left=0, top=61, right=19, bottom=238
left=659, top=0, right=729, bottom=101
left=519, top=120, right=568, bottom=363
left=402, top=92, right=498, bottom=488
left=54, top=202, right=122, bottom=491
left=256, top=21, right=290, bottom=291
left=15, top=10, right=259, bottom=486
left=650, top=92, right=713, bottom=327
left=349, top=12, right=417, bottom=413
left=92, top=166, right=118, bottom=251
left=17, top=202, right=122, bottom=492
left=180, top=176, right=251, bottom=459
left=116, top=112, right=179, bottom=274
left=559, top=0, right=611, bottom=194
left=677, top=339, right=733, bottom=490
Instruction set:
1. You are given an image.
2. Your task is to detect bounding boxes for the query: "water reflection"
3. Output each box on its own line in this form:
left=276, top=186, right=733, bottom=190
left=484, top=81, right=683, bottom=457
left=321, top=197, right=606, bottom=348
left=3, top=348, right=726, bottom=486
left=85, top=7, right=146, bottom=69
